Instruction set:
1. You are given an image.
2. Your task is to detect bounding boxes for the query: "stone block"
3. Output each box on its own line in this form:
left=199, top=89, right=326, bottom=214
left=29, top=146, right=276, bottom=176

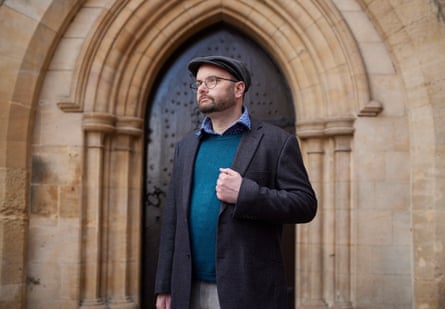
left=384, top=151, right=410, bottom=181
left=392, top=210, right=412, bottom=246
left=414, top=278, right=442, bottom=309
left=356, top=180, right=376, bottom=209
left=0, top=6, right=35, bottom=60
left=1, top=167, right=27, bottom=214
left=332, top=0, right=362, bottom=11
left=39, top=70, right=74, bottom=100
left=65, top=7, right=103, bottom=38
left=59, top=186, right=81, bottom=218
left=360, top=42, right=395, bottom=74
left=342, top=11, right=381, bottom=42
left=376, top=182, right=409, bottom=210
left=48, top=38, right=84, bottom=71
left=4, top=143, right=27, bottom=174
left=26, top=261, right=60, bottom=307
left=6, top=102, right=31, bottom=142
left=33, top=102, right=83, bottom=146
left=0, top=59, right=21, bottom=100
left=56, top=220, right=81, bottom=264
left=0, top=282, right=24, bottom=309
left=0, top=218, right=27, bottom=284
left=370, top=75, right=405, bottom=117
left=30, top=184, right=58, bottom=217
left=355, top=273, right=412, bottom=308
left=31, top=147, right=82, bottom=185
left=357, top=210, right=392, bottom=245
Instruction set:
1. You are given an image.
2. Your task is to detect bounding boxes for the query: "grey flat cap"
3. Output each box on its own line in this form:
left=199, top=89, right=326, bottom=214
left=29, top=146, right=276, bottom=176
left=188, top=55, right=251, bottom=92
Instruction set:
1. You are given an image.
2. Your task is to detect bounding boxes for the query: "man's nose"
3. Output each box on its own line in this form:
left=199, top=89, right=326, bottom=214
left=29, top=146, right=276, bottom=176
left=198, top=83, right=208, bottom=92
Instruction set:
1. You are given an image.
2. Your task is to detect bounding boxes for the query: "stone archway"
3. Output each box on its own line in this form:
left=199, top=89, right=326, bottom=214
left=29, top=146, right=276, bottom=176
left=62, top=1, right=371, bottom=307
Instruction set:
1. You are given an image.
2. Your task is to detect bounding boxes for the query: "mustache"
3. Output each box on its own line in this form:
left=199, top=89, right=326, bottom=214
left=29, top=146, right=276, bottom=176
left=198, top=95, right=212, bottom=103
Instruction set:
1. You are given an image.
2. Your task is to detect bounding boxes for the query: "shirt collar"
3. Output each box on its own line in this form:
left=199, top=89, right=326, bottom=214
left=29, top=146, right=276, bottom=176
left=197, top=106, right=251, bottom=136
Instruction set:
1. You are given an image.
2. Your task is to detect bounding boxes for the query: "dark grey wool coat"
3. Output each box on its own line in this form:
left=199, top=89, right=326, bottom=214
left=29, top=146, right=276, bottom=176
left=155, top=118, right=317, bottom=309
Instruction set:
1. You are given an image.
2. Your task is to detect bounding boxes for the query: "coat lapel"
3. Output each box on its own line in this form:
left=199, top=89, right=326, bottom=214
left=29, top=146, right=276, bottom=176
left=180, top=134, right=201, bottom=213
left=231, top=119, right=264, bottom=176
left=218, top=119, right=264, bottom=214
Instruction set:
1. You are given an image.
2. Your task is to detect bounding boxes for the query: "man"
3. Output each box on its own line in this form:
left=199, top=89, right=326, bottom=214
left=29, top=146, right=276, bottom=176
left=155, top=55, right=317, bottom=309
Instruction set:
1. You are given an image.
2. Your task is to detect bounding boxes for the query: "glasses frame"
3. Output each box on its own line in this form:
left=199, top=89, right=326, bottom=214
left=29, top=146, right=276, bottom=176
left=190, top=75, right=239, bottom=90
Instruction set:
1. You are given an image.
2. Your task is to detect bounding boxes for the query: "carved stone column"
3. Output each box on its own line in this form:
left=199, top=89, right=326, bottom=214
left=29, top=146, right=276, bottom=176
left=80, top=114, right=142, bottom=308
left=80, top=113, right=115, bottom=308
left=297, top=117, right=354, bottom=309
left=327, top=119, right=354, bottom=309
left=296, top=121, right=328, bottom=308
left=332, top=136, right=353, bottom=308
left=107, top=117, right=142, bottom=308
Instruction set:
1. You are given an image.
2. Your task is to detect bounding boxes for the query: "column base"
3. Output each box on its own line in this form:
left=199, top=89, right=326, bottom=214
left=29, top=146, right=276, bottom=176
left=299, top=299, right=329, bottom=308
left=79, top=298, right=107, bottom=308
left=108, top=297, right=138, bottom=309
left=332, top=301, right=353, bottom=309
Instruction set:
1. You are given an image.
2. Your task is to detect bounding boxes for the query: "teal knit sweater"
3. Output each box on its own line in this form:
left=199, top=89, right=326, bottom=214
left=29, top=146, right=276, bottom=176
left=189, top=134, right=242, bottom=282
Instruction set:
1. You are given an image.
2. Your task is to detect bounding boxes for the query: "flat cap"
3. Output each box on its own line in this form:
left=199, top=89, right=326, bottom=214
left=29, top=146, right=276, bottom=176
left=188, top=55, right=251, bottom=92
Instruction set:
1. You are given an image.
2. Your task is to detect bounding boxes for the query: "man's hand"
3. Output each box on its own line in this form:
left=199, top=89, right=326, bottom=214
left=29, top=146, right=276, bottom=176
left=156, top=294, right=171, bottom=309
left=216, top=168, right=242, bottom=204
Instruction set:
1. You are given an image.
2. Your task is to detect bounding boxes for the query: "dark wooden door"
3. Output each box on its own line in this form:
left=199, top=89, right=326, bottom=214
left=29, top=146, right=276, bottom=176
left=142, top=23, right=296, bottom=308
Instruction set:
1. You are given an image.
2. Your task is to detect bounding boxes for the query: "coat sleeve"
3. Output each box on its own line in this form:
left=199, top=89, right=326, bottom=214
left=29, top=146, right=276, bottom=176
left=233, top=133, right=317, bottom=224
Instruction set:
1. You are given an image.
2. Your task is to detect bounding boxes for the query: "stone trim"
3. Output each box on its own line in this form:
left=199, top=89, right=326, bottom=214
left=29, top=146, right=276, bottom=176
left=82, top=113, right=143, bottom=136
left=358, top=100, right=383, bottom=117
left=79, top=116, right=142, bottom=307
left=296, top=117, right=354, bottom=308
left=55, top=1, right=372, bottom=122
left=297, top=117, right=355, bottom=139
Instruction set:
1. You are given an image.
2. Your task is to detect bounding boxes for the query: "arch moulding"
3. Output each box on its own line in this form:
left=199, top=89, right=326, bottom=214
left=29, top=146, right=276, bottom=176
left=59, top=0, right=377, bottom=122
left=57, top=1, right=377, bottom=307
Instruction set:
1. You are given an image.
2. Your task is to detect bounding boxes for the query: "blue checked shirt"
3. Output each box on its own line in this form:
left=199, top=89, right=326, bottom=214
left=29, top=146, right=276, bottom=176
left=197, top=106, right=251, bottom=136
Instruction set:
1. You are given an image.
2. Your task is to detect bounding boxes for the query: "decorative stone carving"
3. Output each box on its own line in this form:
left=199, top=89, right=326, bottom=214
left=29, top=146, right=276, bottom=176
left=358, top=100, right=383, bottom=117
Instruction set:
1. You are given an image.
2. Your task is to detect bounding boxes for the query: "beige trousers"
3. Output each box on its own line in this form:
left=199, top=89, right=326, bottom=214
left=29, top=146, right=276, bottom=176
left=190, top=280, right=220, bottom=309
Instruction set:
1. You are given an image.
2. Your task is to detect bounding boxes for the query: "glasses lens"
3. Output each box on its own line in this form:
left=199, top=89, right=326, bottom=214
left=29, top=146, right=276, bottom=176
left=206, top=76, right=217, bottom=89
left=190, top=76, right=223, bottom=90
left=190, top=81, right=199, bottom=90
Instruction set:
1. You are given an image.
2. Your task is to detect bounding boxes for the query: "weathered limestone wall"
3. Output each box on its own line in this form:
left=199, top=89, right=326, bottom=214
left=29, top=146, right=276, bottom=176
left=0, top=0, right=444, bottom=308
left=0, top=1, right=83, bottom=308
left=359, top=1, right=445, bottom=308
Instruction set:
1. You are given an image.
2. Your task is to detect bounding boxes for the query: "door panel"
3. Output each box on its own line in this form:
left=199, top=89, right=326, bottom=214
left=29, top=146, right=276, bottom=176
left=142, top=23, right=295, bottom=308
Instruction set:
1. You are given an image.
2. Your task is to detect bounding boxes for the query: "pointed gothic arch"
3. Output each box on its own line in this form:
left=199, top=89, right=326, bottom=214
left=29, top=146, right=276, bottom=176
left=62, top=1, right=372, bottom=307
left=59, top=0, right=372, bottom=120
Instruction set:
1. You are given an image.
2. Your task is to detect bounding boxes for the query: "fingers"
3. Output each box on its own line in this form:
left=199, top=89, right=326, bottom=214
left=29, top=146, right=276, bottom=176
left=217, top=168, right=238, bottom=184
left=219, top=168, right=240, bottom=179
left=216, top=168, right=241, bottom=204
left=156, top=294, right=171, bottom=309
left=219, top=167, right=233, bottom=175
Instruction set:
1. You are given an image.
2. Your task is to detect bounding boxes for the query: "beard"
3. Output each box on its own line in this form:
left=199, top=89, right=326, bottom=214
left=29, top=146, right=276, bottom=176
left=197, top=86, right=235, bottom=114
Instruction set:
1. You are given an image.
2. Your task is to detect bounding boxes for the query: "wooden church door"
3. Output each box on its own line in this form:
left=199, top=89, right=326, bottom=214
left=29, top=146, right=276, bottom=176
left=142, top=23, right=296, bottom=308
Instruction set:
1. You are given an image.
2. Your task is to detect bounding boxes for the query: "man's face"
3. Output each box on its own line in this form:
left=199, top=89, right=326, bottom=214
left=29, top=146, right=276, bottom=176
left=195, top=64, right=237, bottom=115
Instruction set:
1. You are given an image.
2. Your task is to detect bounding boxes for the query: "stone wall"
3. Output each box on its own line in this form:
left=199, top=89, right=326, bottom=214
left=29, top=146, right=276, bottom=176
left=0, top=0, right=444, bottom=308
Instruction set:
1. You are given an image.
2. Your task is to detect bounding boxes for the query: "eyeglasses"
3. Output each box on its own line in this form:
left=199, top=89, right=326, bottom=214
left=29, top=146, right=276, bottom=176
left=190, top=75, right=239, bottom=90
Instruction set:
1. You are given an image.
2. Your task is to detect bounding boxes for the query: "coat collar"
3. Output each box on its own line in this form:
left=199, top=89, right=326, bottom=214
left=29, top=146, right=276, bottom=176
left=231, top=118, right=264, bottom=176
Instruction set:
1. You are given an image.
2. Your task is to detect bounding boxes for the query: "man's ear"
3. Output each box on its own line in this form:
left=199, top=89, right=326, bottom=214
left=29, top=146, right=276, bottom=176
left=234, top=81, right=246, bottom=98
